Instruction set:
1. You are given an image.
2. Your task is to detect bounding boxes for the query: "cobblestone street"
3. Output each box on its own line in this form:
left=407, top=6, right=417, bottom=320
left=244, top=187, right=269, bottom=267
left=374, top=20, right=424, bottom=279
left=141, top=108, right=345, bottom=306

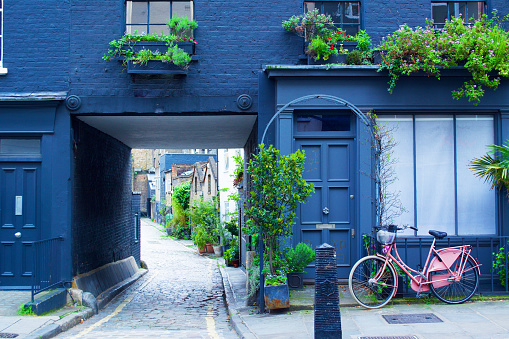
left=57, top=218, right=238, bottom=338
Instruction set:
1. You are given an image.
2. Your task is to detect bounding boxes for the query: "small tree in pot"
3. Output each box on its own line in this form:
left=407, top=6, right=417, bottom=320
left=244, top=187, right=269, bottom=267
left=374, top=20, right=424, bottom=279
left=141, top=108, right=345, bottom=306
left=285, top=242, right=315, bottom=289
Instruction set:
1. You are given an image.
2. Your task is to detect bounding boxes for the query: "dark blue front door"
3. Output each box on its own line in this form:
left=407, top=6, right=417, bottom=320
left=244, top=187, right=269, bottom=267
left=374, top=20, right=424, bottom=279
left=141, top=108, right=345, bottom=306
left=0, top=163, right=41, bottom=288
left=295, top=138, right=356, bottom=279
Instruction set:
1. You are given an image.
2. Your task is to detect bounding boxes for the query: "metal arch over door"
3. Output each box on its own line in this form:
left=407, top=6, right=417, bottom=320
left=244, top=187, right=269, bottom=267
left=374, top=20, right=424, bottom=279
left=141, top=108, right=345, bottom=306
left=0, top=163, right=41, bottom=288
left=295, top=138, right=356, bottom=279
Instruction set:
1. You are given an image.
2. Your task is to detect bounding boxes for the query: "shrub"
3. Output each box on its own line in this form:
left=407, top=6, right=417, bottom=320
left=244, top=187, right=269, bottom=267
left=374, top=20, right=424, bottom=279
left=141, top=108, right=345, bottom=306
left=285, top=242, right=315, bottom=273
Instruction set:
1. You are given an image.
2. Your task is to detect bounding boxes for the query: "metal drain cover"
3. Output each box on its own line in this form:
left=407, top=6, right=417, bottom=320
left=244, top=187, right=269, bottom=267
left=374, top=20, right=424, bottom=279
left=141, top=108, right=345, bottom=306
left=360, top=336, right=418, bottom=339
left=0, top=333, right=19, bottom=338
left=382, top=313, right=443, bottom=324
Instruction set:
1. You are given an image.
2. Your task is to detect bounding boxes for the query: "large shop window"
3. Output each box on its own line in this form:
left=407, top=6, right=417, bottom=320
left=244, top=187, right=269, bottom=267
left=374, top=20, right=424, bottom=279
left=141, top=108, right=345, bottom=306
left=126, top=0, right=193, bottom=35
left=304, top=1, right=361, bottom=36
left=378, top=115, right=496, bottom=236
left=431, top=1, right=485, bottom=28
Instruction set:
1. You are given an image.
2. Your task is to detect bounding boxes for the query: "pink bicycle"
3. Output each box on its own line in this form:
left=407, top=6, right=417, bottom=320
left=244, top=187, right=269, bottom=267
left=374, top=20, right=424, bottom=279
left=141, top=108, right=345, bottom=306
left=348, top=225, right=482, bottom=308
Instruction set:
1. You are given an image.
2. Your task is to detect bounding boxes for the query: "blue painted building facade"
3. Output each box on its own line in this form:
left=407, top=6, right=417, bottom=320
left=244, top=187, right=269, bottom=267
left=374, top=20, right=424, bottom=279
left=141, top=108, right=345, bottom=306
left=1, top=0, right=509, bottom=289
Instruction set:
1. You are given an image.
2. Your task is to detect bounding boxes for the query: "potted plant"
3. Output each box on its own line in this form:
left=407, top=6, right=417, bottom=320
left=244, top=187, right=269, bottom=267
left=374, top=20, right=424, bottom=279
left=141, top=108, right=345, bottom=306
left=282, top=9, right=358, bottom=64
left=224, top=244, right=239, bottom=267
left=284, top=242, right=315, bottom=290
left=245, top=144, right=314, bottom=309
left=103, top=16, right=198, bottom=74
left=192, top=225, right=211, bottom=254
left=263, top=270, right=290, bottom=309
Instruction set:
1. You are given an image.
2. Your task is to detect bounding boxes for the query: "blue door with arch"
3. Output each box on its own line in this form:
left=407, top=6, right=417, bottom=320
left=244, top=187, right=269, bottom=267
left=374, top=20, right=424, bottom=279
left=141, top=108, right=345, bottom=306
left=294, top=137, right=356, bottom=279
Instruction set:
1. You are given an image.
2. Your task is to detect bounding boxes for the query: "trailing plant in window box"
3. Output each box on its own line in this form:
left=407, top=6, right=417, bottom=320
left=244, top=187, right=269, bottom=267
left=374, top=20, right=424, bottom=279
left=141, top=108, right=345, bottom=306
left=377, top=11, right=509, bottom=105
left=103, top=16, right=198, bottom=69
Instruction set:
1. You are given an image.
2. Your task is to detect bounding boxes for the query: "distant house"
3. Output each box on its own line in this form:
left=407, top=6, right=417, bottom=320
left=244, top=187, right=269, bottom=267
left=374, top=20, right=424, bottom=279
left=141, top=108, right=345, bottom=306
left=189, top=157, right=218, bottom=204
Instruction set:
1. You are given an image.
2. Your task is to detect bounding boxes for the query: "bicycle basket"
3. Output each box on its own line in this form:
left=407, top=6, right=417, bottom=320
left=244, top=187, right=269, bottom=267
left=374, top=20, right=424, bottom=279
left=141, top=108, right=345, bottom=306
left=376, top=227, right=397, bottom=245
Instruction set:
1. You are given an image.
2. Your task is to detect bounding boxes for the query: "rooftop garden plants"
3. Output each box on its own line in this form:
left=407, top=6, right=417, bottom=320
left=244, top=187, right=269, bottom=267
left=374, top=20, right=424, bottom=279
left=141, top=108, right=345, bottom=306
left=378, top=11, right=509, bottom=105
left=103, top=16, right=198, bottom=69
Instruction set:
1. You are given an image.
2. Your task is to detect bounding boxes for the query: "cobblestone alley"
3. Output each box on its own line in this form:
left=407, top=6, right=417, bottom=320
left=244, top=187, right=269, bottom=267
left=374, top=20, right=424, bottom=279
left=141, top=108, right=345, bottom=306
left=56, top=218, right=238, bottom=338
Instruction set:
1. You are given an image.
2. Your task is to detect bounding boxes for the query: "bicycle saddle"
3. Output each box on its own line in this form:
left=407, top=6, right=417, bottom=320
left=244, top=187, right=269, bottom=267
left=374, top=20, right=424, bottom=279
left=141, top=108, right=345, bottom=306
left=429, top=230, right=447, bottom=239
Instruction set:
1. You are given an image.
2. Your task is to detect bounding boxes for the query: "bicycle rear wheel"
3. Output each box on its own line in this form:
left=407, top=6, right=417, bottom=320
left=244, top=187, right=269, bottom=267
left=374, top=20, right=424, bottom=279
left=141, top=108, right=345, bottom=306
left=348, top=255, right=397, bottom=309
left=429, top=255, right=479, bottom=304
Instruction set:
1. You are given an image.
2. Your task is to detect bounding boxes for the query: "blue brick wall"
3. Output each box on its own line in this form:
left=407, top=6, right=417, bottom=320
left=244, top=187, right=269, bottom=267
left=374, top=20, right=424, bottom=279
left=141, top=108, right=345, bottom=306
left=72, top=119, right=139, bottom=275
left=1, top=0, right=70, bottom=92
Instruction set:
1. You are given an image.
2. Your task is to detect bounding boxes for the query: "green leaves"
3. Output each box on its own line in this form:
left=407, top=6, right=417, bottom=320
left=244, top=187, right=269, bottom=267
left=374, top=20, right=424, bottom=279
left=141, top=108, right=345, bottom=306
left=245, top=144, right=314, bottom=275
left=470, top=141, right=509, bottom=193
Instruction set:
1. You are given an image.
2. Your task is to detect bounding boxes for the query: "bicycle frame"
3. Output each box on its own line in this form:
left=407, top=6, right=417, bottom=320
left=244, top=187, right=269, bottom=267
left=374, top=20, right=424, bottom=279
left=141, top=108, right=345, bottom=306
left=372, top=237, right=482, bottom=297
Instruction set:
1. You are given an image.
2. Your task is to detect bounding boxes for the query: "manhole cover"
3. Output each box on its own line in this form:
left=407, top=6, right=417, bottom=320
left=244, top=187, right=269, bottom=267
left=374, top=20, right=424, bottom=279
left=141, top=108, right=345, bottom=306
left=0, top=333, right=19, bottom=338
left=360, top=336, right=418, bottom=339
left=382, top=313, right=443, bottom=324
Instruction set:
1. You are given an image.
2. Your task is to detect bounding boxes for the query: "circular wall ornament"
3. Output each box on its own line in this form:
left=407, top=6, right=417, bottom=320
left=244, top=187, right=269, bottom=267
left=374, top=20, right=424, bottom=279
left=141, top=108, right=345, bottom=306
left=65, top=95, right=82, bottom=111
left=236, top=94, right=253, bottom=110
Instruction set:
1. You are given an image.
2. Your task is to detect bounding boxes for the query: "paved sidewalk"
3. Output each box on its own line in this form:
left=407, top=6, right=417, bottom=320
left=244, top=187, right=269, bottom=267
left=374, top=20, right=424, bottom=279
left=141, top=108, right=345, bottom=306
left=219, top=265, right=509, bottom=339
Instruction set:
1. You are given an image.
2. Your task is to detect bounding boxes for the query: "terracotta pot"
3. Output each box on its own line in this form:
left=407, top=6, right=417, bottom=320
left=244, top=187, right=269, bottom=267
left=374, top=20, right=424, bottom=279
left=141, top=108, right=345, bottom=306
left=206, top=243, right=214, bottom=253
left=198, top=246, right=207, bottom=254
left=232, top=259, right=239, bottom=268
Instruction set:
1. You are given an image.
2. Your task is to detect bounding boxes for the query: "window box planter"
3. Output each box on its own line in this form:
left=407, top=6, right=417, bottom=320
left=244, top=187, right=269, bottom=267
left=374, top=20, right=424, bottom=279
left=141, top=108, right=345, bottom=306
left=339, top=41, right=358, bottom=52
left=127, top=60, right=188, bottom=75
left=308, top=54, right=347, bottom=65
left=126, top=40, right=195, bottom=56
left=264, top=283, right=290, bottom=310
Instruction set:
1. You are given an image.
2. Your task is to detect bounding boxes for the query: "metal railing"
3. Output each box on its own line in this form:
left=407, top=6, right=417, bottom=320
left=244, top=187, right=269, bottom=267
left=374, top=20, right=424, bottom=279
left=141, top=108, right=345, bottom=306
left=364, top=234, right=509, bottom=295
left=32, top=236, right=65, bottom=302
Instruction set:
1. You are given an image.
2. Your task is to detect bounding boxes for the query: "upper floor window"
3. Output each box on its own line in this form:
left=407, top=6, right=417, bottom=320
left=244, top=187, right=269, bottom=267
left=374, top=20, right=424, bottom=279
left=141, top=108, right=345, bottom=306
left=432, top=1, right=485, bottom=28
left=304, top=1, right=361, bottom=36
left=126, top=0, right=193, bottom=35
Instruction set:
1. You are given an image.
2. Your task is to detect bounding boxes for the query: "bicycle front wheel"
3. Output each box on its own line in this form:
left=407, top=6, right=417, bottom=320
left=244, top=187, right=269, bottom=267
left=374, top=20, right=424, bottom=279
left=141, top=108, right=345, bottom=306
left=348, top=255, right=397, bottom=309
left=429, top=255, right=479, bottom=304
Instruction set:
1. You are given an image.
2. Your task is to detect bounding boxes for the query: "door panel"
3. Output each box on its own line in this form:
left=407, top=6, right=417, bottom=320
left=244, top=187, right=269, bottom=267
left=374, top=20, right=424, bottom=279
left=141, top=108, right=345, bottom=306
left=295, top=138, right=356, bottom=279
left=0, top=163, right=41, bottom=288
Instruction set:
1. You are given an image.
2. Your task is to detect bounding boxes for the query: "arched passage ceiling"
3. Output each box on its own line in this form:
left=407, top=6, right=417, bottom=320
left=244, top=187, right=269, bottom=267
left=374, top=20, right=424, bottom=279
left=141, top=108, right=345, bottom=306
left=77, top=114, right=257, bottom=149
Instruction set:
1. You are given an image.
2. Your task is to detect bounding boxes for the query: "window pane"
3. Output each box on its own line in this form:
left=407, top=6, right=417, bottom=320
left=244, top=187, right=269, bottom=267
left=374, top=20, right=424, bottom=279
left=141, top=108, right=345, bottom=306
left=432, top=3, right=448, bottom=25
left=172, top=1, right=193, bottom=19
left=449, top=2, right=466, bottom=20
left=343, top=2, right=360, bottom=24
left=416, top=116, right=455, bottom=235
left=149, top=24, right=170, bottom=35
left=296, top=113, right=350, bottom=132
left=323, top=2, right=341, bottom=24
left=466, top=2, right=482, bottom=22
left=149, top=1, right=171, bottom=24
left=377, top=116, right=415, bottom=235
left=456, top=116, right=495, bottom=235
left=126, top=24, right=147, bottom=34
left=126, top=1, right=148, bottom=24
left=0, top=139, right=41, bottom=154
left=304, top=2, right=318, bottom=12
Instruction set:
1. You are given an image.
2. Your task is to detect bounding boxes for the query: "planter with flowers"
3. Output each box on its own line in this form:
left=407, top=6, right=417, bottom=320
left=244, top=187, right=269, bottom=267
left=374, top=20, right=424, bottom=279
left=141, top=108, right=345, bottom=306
left=376, top=11, right=509, bottom=105
left=103, top=16, right=198, bottom=75
left=283, top=9, right=360, bottom=64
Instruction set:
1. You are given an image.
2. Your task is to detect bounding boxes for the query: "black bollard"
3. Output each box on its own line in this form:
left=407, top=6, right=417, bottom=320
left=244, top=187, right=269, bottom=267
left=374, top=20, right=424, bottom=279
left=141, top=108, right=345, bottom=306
left=314, top=243, right=342, bottom=339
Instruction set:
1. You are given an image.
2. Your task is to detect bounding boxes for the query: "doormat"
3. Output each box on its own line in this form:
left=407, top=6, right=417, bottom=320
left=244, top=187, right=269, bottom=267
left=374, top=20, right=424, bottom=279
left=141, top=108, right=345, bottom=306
left=382, top=313, right=443, bottom=324
left=0, top=333, right=19, bottom=338
left=359, top=336, right=419, bottom=339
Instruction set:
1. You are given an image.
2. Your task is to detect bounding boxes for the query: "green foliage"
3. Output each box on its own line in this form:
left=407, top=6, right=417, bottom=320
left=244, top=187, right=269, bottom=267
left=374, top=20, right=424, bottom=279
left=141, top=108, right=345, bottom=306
left=173, top=181, right=191, bottom=210
left=103, top=16, right=198, bottom=69
left=224, top=219, right=238, bottom=237
left=158, top=199, right=172, bottom=225
left=285, top=242, right=315, bottom=273
left=470, top=141, right=509, bottom=194
left=282, top=9, right=360, bottom=62
left=173, top=225, right=190, bottom=240
left=247, top=264, right=260, bottom=298
left=17, top=303, right=35, bottom=316
left=224, top=238, right=239, bottom=264
left=347, top=50, right=363, bottom=65
left=493, top=243, right=509, bottom=286
left=192, top=225, right=213, bottom=249
left=265, top=270, right=288, bottom=286
left=245, top=144, right=314, bottom=275
left=377, top=12, right=509, bottom=105
left=189, top=197, right=220, bottom=245
left=232, top=154, right=244, bottom=187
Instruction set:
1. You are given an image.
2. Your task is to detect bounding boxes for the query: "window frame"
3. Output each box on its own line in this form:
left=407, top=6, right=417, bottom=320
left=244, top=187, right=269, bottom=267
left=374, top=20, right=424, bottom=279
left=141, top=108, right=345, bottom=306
left=431, top=1, right=486, bottom=28
left=304, top=1, right=362, bottom=35
left=0, top=0, right=6, bottom=74
left=124, top=0, right=194, bottom=35
left=377, top=113, right=498, bottom=237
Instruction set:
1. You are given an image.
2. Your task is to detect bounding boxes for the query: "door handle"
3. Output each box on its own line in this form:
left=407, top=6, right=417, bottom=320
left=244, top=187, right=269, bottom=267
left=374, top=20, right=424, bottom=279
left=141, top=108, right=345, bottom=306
left=322, top=207, right=329, bottom=215
left=14, top=232, right=21, bottom=239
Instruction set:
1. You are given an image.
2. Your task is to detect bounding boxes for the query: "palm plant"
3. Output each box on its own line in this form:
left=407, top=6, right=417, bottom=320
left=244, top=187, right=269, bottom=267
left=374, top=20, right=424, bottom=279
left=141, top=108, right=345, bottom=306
left=470, top=141, right=509, bottom=193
